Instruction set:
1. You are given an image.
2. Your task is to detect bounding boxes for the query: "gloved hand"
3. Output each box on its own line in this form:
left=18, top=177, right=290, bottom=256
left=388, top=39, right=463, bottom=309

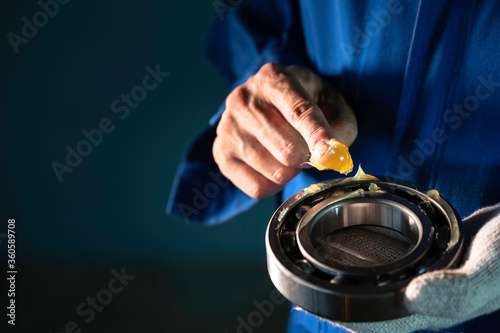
left=334, top=204, right=500, bottom=333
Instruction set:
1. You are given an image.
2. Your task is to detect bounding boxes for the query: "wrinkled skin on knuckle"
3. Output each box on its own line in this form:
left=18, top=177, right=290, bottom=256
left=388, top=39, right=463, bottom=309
left=247, top=185, right=264, bottom=199
left=304, top=122, right=328, bottom=147
left=289, top=98, right=329, bottom=146
left=269, top=167, right=293, bottom=186
left=254, top=63, right=294, bottom=95
left=272, top=71, right=292, bottom=90
left=247, top=94, right=264, bottom=114
left=247, top=182, right=275, bottom=200
left=226, top=85, right=250, bottom=111
left=289, top=98, right=315, bottom=123
left=258, top=63, right=286, bottom=80
left=278, top=141, right=306, bottom=167
left=226, top=84, right=267, bottom=133
left=232, top=130, right=249, bottom=159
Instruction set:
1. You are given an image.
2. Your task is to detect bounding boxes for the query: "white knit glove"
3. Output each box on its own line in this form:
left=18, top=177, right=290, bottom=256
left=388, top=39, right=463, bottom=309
left=333, top=204, right=500, bottom=333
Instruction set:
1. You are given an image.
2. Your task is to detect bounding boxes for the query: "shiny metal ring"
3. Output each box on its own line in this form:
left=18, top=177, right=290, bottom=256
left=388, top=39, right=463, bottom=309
left=266, top=177, right=464, bottom=322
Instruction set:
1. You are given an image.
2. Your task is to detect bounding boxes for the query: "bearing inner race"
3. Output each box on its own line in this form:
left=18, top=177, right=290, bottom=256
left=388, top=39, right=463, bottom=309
left=296, top=193, right=433, bottom=279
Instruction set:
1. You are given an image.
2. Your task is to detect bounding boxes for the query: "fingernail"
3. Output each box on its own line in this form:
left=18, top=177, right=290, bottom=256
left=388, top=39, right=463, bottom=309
left=311, top=140, right=330, bottom=161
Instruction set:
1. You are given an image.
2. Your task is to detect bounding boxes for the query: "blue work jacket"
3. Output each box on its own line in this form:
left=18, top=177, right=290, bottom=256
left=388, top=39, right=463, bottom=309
left=168, top=0, right=500, bottom=332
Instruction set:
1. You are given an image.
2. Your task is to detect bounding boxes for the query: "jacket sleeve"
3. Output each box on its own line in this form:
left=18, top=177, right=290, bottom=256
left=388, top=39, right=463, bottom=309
left=166, top=0, right=309, bottom=224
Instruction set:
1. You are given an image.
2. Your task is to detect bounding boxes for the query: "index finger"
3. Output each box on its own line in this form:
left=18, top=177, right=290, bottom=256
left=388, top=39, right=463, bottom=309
left=254, top=63, right=335, bottom=160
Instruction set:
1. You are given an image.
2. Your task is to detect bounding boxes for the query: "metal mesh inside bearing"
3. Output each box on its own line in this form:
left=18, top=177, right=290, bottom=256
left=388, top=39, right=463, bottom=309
left=315, top=225, right=415, bottom=267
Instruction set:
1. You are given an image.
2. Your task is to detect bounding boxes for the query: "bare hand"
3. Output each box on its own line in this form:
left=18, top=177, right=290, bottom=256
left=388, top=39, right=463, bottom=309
left=213, top=63, right=357, bottom=199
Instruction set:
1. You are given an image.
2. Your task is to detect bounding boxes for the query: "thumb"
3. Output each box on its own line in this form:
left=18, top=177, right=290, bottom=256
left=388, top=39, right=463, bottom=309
left=462, top=204, right=500, bottom=244
left=406, top=212, right=500, bottom=318
left=405, top=268, right=470, bottom=318
left=319, top=83, right=358, bottom=147
left=287, top=65, right=358, bottom=147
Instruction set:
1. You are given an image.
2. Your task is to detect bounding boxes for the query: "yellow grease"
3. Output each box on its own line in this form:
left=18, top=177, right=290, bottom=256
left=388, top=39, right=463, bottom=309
left=308, top=138, right=353, bottom=174
left=303, top=184, right=322, bottom=194
left=277, top=207, right=289, bottom=222
left=426, top=189, right=460, bottom=249
left=295, top=183, right=324, bottom=200
left=426, top=189, right=440, bottom=199
left=351, top=164, right=379, bottom=181
left=340, top=164, right=379, bottom=184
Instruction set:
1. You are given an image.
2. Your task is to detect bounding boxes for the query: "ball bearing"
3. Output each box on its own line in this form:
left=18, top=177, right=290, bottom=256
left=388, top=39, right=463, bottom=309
left=266, top=177, right=464, bottom=322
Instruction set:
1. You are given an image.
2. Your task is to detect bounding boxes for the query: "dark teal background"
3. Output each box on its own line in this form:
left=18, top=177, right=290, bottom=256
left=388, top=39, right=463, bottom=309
left=1, top=1, right=288, bottom=332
